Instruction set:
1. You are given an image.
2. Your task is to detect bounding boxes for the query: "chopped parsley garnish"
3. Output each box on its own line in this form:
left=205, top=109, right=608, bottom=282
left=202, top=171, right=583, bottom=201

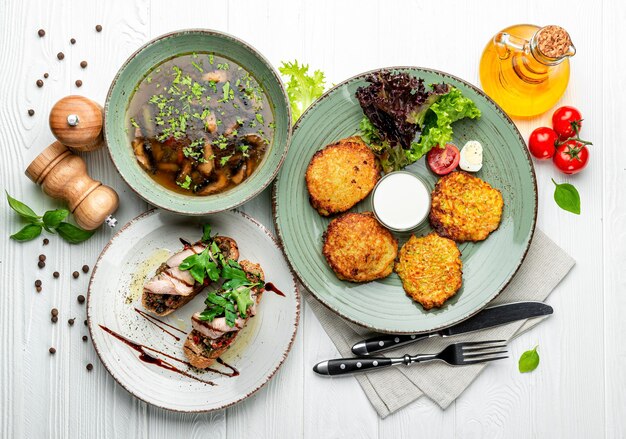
left=177, top=175, right=192, bottom=190
left=191, top=60, right=203, bottom=73
left=220, top=155, right=232, bottom=166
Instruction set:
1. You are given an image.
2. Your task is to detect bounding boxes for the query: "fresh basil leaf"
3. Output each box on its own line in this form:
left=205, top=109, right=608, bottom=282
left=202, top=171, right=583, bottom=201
left=10, top=223, right=42, bottom=241
left=228, top=288, right=254, bottom=318
left=189, top=264, right=206, bottom=284
left=222, top=278, right=247, bottom=291
left=199, top=307, right=223, bottom=321
left=206, top=261, right=220, bottom=282
left=552, top=179, right=580, bottom=215
left=201, top=224, right=212, bottom=243
left=221, top=263, right=248, bottom=281
left=42, top=208, right=69, bottom=229
left=518, top=346, right=540, bottom=373
left=55, top=222, right=94, bottom=244
left=6, top=192, right=40, bottom=222
left=180, top=245, right=222, bottom=284
left=224, top=302, right=237, bottom=327
left=206, top=292, right=229, bottom=308
left=179, top=253, right=199, bottom=271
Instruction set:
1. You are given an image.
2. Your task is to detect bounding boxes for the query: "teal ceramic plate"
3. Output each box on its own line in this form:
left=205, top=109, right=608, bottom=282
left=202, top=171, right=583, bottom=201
left=273, top=67, right=537, bottom=334
left=105, top=29, right=291, bottom=214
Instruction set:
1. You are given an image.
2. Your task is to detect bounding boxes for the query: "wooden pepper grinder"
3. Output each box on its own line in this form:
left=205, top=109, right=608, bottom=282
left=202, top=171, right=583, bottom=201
left=25, top=95, right=119, bottom=230
left=49, top=95, right=105, bottom=152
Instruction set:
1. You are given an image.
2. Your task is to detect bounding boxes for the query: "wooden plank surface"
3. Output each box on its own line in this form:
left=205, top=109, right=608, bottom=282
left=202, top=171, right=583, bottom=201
left=0, top=0, right=622, bottom=437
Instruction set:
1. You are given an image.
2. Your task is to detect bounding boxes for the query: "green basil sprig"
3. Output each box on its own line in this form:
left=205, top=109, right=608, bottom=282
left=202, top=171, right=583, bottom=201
left=552, top=179, right=580, bottom=215
left=518, top=345, right=540, bottom=373
left=6, top=192, right=94, bottom=244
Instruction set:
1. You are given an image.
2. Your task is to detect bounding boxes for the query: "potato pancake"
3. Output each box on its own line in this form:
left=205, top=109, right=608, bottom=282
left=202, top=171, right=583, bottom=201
left=323, top=212, right=397, bottom=282
left=395, top=233, right=462, bottom=310
left=305, top=136, right=381, bottom=216
left=429, top=171, right=504, bottom=242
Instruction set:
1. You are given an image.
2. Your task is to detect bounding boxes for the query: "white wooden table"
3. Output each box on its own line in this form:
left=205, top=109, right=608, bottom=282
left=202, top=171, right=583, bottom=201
left=1, top=0, right=624, bottom=437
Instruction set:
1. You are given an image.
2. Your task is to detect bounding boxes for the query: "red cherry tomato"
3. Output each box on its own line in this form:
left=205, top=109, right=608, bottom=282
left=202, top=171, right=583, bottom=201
left=528, top=127, right=558, bottom=160
left=427, top=143, right=460, bottom=175
left=553, top=140, right=589, bottom=174
left=552, top=106, right=583, bottom=140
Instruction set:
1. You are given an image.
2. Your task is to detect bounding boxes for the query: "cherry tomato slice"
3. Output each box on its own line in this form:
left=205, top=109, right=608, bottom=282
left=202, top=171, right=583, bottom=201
left=427, top=143, right=460, bottom=175
left=553, top=140, right=589, bottom=175
left=552, top=106, right=583, bottom=140
left=528, top=127, right=558, bottom=160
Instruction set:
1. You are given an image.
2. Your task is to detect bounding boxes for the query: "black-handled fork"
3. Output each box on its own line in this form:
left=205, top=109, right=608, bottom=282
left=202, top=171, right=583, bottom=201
left=313, top=340, right=508, bottom=376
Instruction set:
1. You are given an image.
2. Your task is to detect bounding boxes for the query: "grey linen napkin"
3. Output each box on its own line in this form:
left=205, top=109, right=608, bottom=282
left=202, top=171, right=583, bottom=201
left=305, top=229, right=575, bottom=419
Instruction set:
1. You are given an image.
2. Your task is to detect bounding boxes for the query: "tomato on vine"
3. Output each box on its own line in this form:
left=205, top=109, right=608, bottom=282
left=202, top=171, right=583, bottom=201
left=528, top=127, right=558, bottom=159
left=553, top=140, right=589, bottom=175
left=552, top=106, right=583, bottom=140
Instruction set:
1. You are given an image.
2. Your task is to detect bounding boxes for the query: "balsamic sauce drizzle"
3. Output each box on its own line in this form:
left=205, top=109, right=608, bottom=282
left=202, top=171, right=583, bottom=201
left=264, top=282, right=285, bottom=297
left=99, top=324, right=216, bottom=386
left=100, top=324, right=240, bottom=380
left=134, top=307, right=186, bottom=341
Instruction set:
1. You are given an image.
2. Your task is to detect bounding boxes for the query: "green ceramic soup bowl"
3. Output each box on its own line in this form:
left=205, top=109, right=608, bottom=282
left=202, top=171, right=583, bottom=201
left=105, top=29, right=291, bottom=214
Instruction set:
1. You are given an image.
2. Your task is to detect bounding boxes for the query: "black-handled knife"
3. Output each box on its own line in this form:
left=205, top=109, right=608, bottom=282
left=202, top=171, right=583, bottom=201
left=351, top=301, right=553, bottom=355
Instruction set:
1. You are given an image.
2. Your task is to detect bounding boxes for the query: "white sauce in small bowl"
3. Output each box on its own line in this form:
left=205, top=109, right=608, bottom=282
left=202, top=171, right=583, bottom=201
left=371, top=172, right=431, bottom=232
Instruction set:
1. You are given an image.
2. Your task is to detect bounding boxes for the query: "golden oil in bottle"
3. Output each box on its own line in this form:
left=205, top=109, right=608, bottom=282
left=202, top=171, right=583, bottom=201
left=479, top=24, right=575, bottom=118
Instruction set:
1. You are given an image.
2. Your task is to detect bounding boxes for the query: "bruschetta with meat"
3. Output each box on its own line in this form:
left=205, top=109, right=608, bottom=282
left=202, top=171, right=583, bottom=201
left=184, top=260, right=265, bottom=369
left=142, top=236, right=239, bottom=316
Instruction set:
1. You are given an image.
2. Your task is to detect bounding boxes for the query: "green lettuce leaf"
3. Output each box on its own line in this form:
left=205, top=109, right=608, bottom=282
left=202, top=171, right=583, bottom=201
left=278, top=60, right=326, bottom=124
left=406, top=87, right=481, bottom=162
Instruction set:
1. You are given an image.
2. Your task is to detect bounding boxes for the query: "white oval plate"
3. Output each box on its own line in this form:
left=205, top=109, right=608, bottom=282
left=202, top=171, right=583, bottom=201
left=87, top=209, right=300, bottom=412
